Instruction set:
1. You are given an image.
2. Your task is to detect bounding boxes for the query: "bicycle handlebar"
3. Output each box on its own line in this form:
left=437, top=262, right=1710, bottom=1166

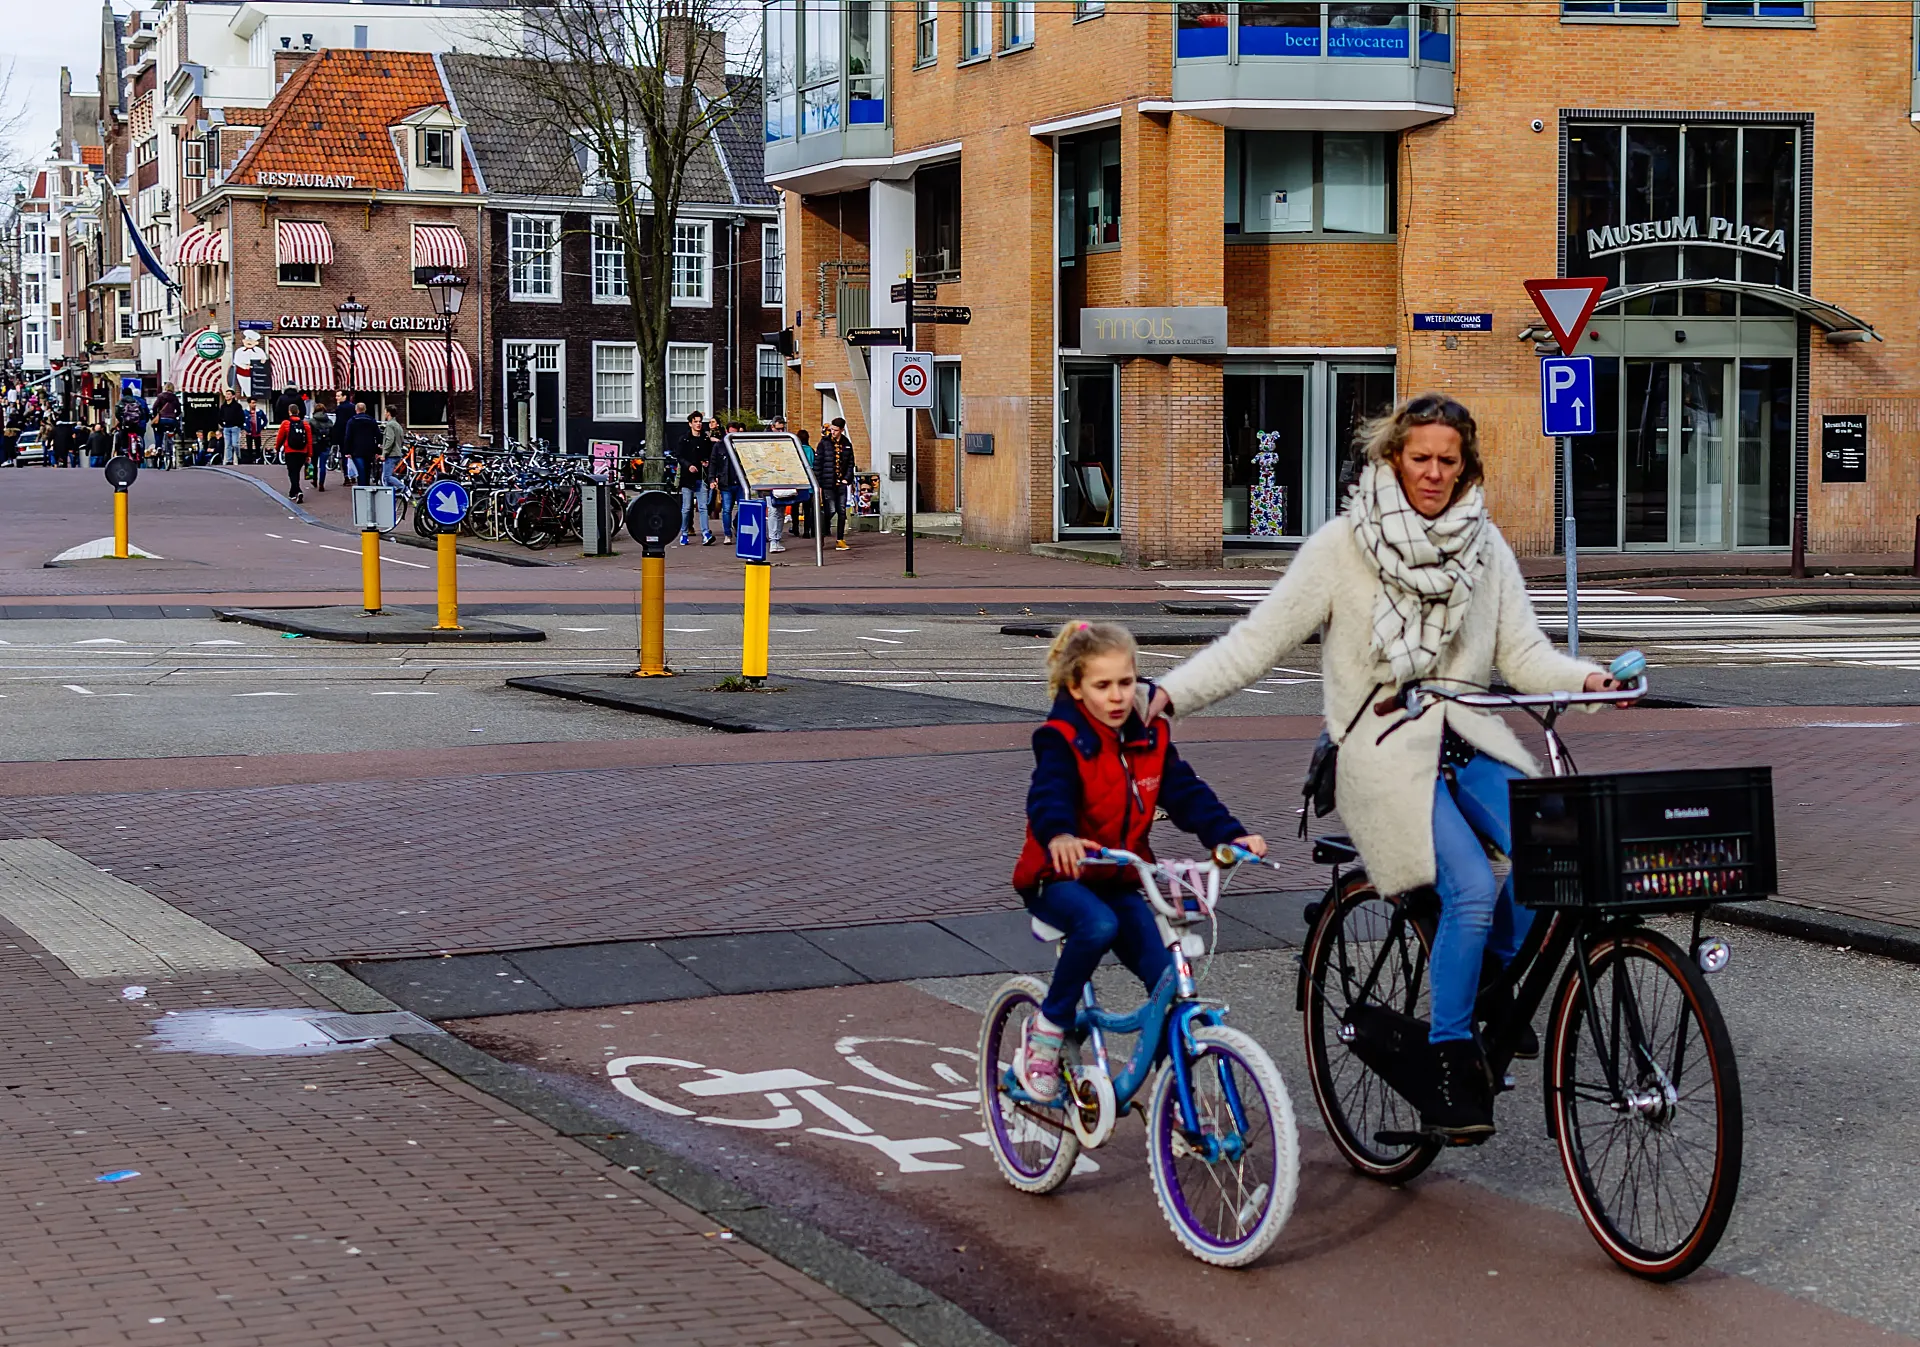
left=1385, top=677, right=1649, bottom=718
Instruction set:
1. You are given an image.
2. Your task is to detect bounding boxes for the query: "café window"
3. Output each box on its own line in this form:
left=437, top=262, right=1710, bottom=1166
left=1225, top=130, right=1396, bottom=237
left=1059, top=129, right=1121, bottom=254
left=915, top=161, right=962, bottom=280
left=1566, top=120, right=1799, bottom=315
left=278, top=260, right=320, bottom=285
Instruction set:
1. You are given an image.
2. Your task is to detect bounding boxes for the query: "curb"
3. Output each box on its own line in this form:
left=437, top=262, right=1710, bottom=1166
left=218, top=605, right=547, bottom=644
left=285, top=960, right=1012, bottom=1347
left=194, top=465, right=562, bottom=568
left=1709, top=897, right=1920, bottom=965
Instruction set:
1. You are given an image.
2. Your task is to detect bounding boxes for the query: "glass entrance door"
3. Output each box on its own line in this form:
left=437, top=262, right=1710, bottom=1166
left=1060, top=360, right=1118, bottom=533
left=1224, top=369, right=1307, bottom=539
left=1617, top=357, right=1785, bottom=550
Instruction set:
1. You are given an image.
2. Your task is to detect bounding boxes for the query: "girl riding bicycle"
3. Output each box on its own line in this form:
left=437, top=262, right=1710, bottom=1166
left=1012, top=620, right=1266, bottom=1103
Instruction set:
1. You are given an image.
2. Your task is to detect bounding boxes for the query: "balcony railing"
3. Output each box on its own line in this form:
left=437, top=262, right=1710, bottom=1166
left=1171, top=1, right=1454, bottom=124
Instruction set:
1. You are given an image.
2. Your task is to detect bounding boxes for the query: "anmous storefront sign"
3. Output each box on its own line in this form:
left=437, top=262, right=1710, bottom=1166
left=1079, top=306, right=1229, bottom=356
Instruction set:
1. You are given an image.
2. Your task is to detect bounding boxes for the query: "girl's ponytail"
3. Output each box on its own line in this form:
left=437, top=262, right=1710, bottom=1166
left=1044, top=620, right=1138, bottom=697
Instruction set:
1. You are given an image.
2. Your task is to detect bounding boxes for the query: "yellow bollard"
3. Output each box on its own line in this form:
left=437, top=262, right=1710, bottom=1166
left=361, top=530, right=382, bottom=615
left=112, top=490, right=129, bottom=559
left=435, top=530, right=460, bottom=629
left=742, top=562, right=771, bottom=682
left=635, top=553, right=669, bottom=676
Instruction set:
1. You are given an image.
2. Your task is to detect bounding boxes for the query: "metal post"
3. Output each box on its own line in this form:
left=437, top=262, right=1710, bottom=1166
left=1561, top=434, right=1579, bottom=660
left=1790, top=512, right=1807, bottom=579
left=742, top=561, right=771, bottom=683
left=636, top=554, right=668, bottom=676
left=434, top=530, right=460, bottom=629
left=112, top=488, right=128, bottom=559
left=361, top=528, right=381, bottom=615
left=444, top=323, right=456, bottom=449
left=904, top=309, right=916, bottom=579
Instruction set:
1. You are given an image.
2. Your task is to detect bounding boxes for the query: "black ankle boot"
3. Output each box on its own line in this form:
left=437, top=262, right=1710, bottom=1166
left=1475, top=954, right=1539, bottom=1060
left=1422, top=1039, right=1495, bottom=1143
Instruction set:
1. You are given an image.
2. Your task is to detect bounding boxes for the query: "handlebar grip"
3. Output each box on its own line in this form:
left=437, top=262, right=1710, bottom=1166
left=1373, top=696, right=1402, bottom=717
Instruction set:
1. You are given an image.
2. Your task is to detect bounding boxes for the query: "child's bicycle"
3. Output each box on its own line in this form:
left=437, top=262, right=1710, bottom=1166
left=977, top=844, right=1299, bottom=1267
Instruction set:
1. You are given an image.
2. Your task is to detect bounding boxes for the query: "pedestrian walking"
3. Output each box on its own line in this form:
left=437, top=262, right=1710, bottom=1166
left=793, top=426, right=815, bottom=538
left=244, top=401, right=267, bottom=462
left=670, top=411, right=714, bottom=546
left=816, top=418, right=857, bottom=551
left=710, top=422, right=740, bottom=543
left=379, top=407, right=405, bottom=487
left=344, top=401, right=380, bottom=489
left=275, top=404, right=313, bottom=503
left=86, top=421, right=111, bottom=468
left=219, top=390, right=246, bottom=464
left=151, top=383, right=181, bottom=468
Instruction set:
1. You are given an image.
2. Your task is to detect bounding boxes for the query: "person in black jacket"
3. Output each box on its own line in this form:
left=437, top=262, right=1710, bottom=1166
left=219, top=390, right=247, bottom=464
left=709, top=423, right=740, bottom=543
left=816, top=418, right=858, bottom=550
left=670, top=411, right=713, bottom=545
left=343, top=401, right=381, bottom=488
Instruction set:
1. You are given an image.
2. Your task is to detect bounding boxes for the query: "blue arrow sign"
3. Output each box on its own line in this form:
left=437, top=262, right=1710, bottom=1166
left=735, top=499, right=768, bottom=563
left=1540, top=356, right=1596, bottom=437
left=424, top=480, right=471, bottom=527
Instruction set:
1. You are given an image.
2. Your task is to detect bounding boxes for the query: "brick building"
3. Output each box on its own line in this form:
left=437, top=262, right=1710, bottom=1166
left=765, top=0, right=1919, bottom=564
left=439, top=55, right=783, bottom=458
left=176, top=48, right=484, bottom=436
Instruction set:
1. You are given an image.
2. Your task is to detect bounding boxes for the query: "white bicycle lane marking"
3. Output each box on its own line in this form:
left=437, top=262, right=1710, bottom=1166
left=606, top=1034, right=1098, bottom=1177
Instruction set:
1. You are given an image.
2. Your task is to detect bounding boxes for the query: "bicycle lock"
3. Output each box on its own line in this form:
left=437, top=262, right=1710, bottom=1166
left=103, top=454, right=138, bottom=557
left=623, top=490, right=680, bottom=676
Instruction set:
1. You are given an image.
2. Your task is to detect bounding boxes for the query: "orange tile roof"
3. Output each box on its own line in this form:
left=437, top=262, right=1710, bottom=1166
left=80, top=146, right=104, bottom=166
left=228, top=49, right=477, bottom=194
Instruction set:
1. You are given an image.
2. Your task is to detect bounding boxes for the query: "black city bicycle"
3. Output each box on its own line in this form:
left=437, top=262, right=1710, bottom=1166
left=1297, top=654, right=1771, bottom=1281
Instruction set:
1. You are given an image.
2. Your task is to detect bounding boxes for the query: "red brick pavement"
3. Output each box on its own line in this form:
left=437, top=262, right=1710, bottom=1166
left=0, top=711, right=1910, bottom=962
left=0, top=933, right=899, bottom=1345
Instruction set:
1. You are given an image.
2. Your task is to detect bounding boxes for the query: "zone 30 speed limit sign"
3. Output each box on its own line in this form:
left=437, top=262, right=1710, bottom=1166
left=892, top=351, right=935, bottom=409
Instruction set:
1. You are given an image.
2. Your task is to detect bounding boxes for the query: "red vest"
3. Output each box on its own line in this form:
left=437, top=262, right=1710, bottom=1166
left=1012, top=713, right=1171, bottom=896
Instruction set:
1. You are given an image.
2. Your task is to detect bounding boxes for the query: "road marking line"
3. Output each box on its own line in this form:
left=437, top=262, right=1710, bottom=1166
left=370, top=690, right=437, bottom=695
left=314, top=542, right=429, bottom=570
left=856, top=636, right=903, bottom=644
left=232, top=691, right=299, bottom=697
left=73, top=638, right=128, bottom=645
left=62, top=685, right=94, bottom=695
left=193, top=640, right=247, bottom=646
left=668, top=627, right=712, bottom=633
left=773, top=628, right=818, bottom=633
left=874, top=628, right=920, bottom=634
left=560, top=627, right=610, bottom=632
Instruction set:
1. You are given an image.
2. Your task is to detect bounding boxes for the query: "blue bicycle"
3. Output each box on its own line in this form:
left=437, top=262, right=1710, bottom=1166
left=977, top=844, right=1299, bottom=1267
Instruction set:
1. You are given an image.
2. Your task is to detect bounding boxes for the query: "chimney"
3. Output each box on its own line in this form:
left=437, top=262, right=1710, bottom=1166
left=273, top=47, right=313, bottom=85
left=660, top=15, right=729, bottom=99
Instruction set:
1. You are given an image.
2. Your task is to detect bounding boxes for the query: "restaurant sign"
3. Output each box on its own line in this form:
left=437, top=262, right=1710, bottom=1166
left=278, top=313, right=452, bottom=332
left=256, top=171, right=357, bottom=189
left=1079, top=306, right=1229, bottom=356
left=1585, top=215, right=1787, bottom=262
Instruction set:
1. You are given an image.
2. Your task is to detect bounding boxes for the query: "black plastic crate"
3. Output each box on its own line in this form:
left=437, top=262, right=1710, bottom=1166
left=1508, top=767, right=1776, bottom=913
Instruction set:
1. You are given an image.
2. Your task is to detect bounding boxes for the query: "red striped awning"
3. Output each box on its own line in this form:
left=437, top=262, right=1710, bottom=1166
left=335, top=337, right=405, bottom=393
left=269, top=335, right=333, bottom=393
left=172, top=328, right=228, bottom=394
left=411, top=223, right=468, bottom=270
left=276, top=219, right=334, bottom=266
left=173, top=223, right=228, bottom=266
left=406, top=338, right=473, bottom=393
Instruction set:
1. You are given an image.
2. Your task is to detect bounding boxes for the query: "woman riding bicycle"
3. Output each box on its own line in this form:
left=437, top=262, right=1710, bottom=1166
left=1149, top=394, right=1624, bottom=1142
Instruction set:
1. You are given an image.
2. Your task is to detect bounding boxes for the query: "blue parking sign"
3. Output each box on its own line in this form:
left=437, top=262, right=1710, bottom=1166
left=735, top=499, right=769, bottom=563
left=1540, top=356, right=1596, bottom=437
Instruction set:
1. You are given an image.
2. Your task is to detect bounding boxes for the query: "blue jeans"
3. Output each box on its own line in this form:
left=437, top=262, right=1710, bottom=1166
left=1429, top=751, right=1534, bottom=1044
left=680, top=482, right=711, bottom=539
left=1026, top=879, right=1174, bottom=1028
left=719, top=488, right=739, bottom=537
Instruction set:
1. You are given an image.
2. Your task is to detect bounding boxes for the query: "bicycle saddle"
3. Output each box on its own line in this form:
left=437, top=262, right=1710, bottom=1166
left=1312, top=834, right=1359, bottom=865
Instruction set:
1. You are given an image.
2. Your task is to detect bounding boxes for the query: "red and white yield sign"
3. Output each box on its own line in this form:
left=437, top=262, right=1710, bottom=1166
left=1523, top=276, right=1610, bottom=352
left=892, top=350, right=935, bottom=409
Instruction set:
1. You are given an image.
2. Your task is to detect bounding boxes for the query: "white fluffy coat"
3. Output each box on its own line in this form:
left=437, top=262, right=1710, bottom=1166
left=1156, top=517, right=1601, bottom=896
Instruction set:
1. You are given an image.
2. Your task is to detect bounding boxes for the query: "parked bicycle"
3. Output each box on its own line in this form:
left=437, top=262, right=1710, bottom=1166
left=1297, top=650, right=1770, bottom=1280
left=979, top=843, right=1299, bottom=1268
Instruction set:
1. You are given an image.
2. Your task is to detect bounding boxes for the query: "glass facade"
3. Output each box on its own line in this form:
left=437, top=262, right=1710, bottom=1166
left=1178, top=1, right=1452, bottom=62
left=766, top=0, right=886, bottom=141
left=1225, top=131, right=1395, bottom=236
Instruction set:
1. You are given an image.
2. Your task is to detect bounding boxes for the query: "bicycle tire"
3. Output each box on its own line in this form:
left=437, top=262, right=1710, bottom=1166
left=1301, top=869, right=1443, bottom=1182
left=1145, top=1024, right=1298, bottom=1268
left=413, top=497, right=441, bottom=537
left=1548, top=926, right=1742, bottom=1281
left=509, top=501, right=552, bottom=549
left=977, top=976, right=1080, bottom=1195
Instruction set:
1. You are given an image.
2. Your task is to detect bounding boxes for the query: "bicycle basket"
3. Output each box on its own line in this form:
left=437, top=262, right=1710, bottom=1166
left=1508, top=767, right=1775, bottom=913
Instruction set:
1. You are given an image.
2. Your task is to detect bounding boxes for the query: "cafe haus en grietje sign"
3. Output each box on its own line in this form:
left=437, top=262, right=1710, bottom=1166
left=1586, top=214, right=1787, bottom=261
left=276, top=313, right=452, bottom=331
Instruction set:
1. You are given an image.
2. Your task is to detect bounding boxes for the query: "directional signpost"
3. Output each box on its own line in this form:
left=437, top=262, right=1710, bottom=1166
left=893, top=350, right=935, bottom=579
left=735, top=499, right=771, bottom=683
left=1525, top=276, right=1610, bottom=658
left=735, top=498, right=768, bottom=563
left=423, top=481, right=470, bottom=631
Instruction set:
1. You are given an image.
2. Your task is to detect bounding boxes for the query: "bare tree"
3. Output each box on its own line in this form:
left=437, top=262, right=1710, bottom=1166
left=476, top=1, right=757, bottom=478
left=0, top=60, right=38, bottom=190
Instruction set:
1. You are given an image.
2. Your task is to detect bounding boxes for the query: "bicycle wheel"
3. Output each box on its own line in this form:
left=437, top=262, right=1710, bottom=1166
left=1301, top=870, right=1443, bottom=1181
left=1548, top=926, right=1741, bottom=1281
left=1145, top=1024, right=1297, bottom=1268
left=509, top=501, right=552, bottom=549
left=413, top=496, right=441, bottom=537
left=977, top=976, right=1080, bottom=1195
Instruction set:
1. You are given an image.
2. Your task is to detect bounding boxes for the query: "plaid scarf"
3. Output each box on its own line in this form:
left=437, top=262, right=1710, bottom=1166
left=1347, top=460, right=1487, bottom=685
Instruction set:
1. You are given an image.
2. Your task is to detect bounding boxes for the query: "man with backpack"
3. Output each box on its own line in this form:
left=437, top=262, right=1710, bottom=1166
left=275, top=404, right=314, bottom=503
left=150, top=383, right=182, bottom=468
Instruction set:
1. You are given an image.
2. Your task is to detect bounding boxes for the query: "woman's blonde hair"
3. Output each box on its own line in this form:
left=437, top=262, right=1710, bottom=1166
left=1356, top=393, right=1484, bottom=494
left=1045, top=620, right=1137, bottom=697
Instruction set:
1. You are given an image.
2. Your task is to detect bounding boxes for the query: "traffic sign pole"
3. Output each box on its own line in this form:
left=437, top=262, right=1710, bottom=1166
left=1527, top=278, right=1608, bottom=662
left=1562, top=436, right=1579, bottom=659
left=742, top=562, right=771, bottom=683
left=435, top=531, right=460, bottom=630
left=112, top=488, right=128, bottom=560
left=361, top=528, right=382, bottom=616
left=905, top=307, right=915, bottom=580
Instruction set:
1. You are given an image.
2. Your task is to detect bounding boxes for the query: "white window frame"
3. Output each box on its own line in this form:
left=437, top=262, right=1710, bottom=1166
left=508, top=213, right=562, bottom=303
left=756, top=343, right=786, bottom=420
left=182, top=139, right=205, bottom=179
left=670, top=219, right=712, bottom=307
left=22, top=273, right=42, bottom=308
left=933, top=357, right=962, bottom=438
left=116, top=292, right=133, bottom=341
left=761, top=221, right=784, bottom=307
left=962, top=1, right=994, bottom=60
left=1002, top=0, right=1035, bottom=49
left=666, top=342, right=713, bottom=421
left=591, top=217, right=629, bottom=303
left=592, top=341, right=640, bottom=421
left=417, top=126, right=456, bottom=169
left=916, top=0, right=939, bottom=65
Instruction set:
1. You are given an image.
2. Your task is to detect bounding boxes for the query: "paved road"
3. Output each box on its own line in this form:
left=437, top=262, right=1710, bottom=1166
left=447, top=922, right=1920, bottom=1345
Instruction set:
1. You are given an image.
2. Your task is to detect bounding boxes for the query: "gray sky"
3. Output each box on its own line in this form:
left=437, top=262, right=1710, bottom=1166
left=2, top=0, right=111, bottom=179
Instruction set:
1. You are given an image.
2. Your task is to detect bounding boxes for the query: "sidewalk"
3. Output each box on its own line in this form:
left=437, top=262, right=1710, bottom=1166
left=0, top=869, right=905, bottom=1345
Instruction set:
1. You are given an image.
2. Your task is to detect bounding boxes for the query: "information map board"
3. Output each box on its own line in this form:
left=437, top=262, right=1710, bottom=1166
left=725, top=432, right=817, bottom=494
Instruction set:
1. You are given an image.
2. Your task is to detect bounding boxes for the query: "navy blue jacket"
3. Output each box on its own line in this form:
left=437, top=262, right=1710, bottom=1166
left=1025, top=690, right=1246, bottom=853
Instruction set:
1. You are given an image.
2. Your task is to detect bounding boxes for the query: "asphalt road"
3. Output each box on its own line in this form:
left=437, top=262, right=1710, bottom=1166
left=452, top=921, right=1920, bottom=1346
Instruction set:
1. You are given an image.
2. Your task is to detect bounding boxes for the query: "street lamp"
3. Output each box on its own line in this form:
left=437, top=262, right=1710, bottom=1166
left=336, top=292, right=366, bottom=407
left=425, top=271, right=466, bottom=446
